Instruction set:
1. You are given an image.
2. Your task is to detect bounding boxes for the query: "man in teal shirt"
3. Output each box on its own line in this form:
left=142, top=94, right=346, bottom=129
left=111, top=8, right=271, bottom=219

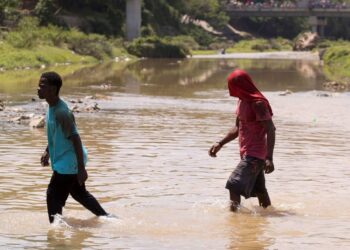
left=38, top=71, right=108, bottom=223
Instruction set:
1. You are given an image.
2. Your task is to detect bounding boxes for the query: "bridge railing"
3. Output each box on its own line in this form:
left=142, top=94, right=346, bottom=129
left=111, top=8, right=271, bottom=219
left=226, top=1, right=350, bottom=10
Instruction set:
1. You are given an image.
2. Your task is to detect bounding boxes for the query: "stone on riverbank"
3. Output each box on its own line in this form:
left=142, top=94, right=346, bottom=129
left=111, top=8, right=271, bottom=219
left=0, top=100, right=4, bottom=111
left=293, top=32, right=319, bottom=51
left=69, top=98, right=101, bottom=113
left=9, top=114, right=45, bottom=128
left=279, top=89, right=293, bottom=96
left=29, top=115, right=45, bottom=128
left=323, top=81, right=349, bottom=91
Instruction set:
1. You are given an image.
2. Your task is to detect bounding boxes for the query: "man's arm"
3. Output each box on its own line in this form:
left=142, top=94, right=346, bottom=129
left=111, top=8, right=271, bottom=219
left=41, top=145, right=50, bottom=166
left=208, top=117, right=239, bottom=157
left=260, top=119, right=276, bottom=174
left=70, top=134, right=88, bottom=185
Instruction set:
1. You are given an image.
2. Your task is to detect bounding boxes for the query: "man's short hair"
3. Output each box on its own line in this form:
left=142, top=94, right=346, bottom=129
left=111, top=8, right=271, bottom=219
left=41, top=71, right=62, bottom=95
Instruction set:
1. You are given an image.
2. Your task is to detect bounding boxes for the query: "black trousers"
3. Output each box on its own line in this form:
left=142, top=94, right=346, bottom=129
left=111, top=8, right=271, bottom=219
left=46, top=171, right=107, bottom=223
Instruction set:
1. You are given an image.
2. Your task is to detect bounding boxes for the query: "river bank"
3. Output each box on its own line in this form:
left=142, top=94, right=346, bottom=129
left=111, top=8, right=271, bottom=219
left=192, top=51, right=320, bottom=61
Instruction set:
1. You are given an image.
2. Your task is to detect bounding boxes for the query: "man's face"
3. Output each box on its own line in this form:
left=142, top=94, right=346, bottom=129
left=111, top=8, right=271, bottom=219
left=37, top=77, right=55, bottom=99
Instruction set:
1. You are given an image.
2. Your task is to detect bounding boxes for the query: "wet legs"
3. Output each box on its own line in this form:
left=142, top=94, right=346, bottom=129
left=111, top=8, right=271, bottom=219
left=70, top=183, right=107, bottom=216
left=257, top=191, right=271, bottom=208
left=229, top=190, right=241, bottom=212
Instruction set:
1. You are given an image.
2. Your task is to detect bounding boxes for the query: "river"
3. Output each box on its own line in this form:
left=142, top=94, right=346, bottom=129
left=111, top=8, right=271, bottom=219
left=0, top=58, right=349, bottom=249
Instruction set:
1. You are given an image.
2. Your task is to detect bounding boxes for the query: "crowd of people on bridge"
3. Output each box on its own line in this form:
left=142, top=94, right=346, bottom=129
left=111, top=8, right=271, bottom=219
left=308, top=0, right=348, bottom=9
left=227, top=0, right=349, bottom=9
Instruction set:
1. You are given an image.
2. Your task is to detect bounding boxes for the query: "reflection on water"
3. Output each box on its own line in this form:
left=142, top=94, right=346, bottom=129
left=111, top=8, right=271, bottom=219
left=0, top=58, right=349, bottom=249
left=0, top=58, right=325, bottom=101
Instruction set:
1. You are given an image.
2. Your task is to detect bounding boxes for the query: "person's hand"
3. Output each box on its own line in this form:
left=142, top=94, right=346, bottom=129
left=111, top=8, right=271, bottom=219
left=77, top=168, right=88, bottom=185
left=41, top=151, right=50, bottom=166
left=264, top=159, right=274, bottom=174
left=208, top=142, right=222, bottom=157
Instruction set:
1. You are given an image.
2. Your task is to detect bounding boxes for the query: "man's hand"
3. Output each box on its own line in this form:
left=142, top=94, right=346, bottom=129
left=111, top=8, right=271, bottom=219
left=77, top=168, right=88, bottom=185
left=208, top=143, right=222, bottom=157
left=264, top=159, right=274, bottom=174
left=41, top=151, right=50, bottom=166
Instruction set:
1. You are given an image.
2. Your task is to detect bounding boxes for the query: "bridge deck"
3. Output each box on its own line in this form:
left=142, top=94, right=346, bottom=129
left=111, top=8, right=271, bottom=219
left=227, top=7, right=350, bottom=17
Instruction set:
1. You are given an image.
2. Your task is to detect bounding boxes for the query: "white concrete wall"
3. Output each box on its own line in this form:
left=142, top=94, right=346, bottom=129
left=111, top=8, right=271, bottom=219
left=126, top=0, right=141, bottom=41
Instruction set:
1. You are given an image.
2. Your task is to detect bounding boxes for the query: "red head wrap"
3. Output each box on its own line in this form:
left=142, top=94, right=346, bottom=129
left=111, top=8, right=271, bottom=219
left=227, top=69, right=273, bottom=116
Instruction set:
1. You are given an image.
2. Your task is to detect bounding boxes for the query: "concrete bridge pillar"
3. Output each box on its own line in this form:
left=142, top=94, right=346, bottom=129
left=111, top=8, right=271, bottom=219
left=309, top=16, right=327, bottom=37
left=126, top=0, right=142, bottom=41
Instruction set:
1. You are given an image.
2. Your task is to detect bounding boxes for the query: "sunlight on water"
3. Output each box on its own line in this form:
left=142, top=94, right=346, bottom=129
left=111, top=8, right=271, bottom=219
left=0, top=59, right=349, bottom=249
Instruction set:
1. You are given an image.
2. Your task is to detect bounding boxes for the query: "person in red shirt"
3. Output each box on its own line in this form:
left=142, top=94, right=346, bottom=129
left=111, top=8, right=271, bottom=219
left=209, top=69, right=276, bottom=211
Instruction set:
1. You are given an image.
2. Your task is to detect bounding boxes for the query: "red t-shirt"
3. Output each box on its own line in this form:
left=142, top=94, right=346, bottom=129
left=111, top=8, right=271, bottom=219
left=236, top=99, right=272, bottom=160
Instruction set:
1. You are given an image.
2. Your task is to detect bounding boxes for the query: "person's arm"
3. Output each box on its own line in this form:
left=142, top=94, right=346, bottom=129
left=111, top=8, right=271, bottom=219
left=70, top=134, right=88, bottom=185
left=208, top=117, right=239, bottom=157
left=41, top=145, right=50, bottom=166
left=260, top=119, right=276, bottom=174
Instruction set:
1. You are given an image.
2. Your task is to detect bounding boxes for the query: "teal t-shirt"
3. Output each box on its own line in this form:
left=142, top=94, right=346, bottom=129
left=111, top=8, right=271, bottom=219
left=46, top=99, right=87, bottom=174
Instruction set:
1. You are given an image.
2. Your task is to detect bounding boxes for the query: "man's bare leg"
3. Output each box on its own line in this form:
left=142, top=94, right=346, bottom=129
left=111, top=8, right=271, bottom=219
left=257, top=191, right=271, bottom=208
left=229, top=190, right=241, bottom=212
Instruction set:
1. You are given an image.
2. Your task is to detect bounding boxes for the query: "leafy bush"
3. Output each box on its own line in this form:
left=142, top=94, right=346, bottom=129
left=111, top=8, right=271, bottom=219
left=322, top=43, right=350, bottom=80
left=141, top=24, right=156, bottom=37
left=165, top=35, right=199, bottom=50
left=0, top=0, right=19, bottom=24
left=39, top=24, right=66, bottom=47
left=4, top=16, right=114, bottom=60
left=64, top=29, right=113, bottom=60
left=5, top=16, right=40, bottom=48
left=226, top=38, right=292, bottom=53
left=34, top=0, right=56, bottom=25
left=126, top=36, right=189, bottom=58
left=181, top=24, right=217, bottom=48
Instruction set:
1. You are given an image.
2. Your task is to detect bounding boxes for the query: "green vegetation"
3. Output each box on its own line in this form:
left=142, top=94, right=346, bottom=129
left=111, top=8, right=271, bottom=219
left=0, top=16, right=131, bottom=70
left=226, top=38, right=293, bottom=53
left=0, top=43, right=96, bottom=69
left=126, top=36, right=190, bottom=58
left=231, top=17, right=309, bottom=40
left=191, top=50, right=218, bottom=55
left=0, top=0, right=349, bottom=84
left=320, top=40, right=350, bottom=80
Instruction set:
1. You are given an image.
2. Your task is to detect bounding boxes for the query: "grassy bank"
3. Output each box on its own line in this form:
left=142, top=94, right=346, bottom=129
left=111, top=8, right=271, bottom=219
left=0, top=61, right=131, bottom=93
left=0, top=17, right=130, bottom=71
left=192, top=38, right=293, bottom=55
left=320, top=40, right=350, bottom=81
left=0, top=43, right=97, bottom=70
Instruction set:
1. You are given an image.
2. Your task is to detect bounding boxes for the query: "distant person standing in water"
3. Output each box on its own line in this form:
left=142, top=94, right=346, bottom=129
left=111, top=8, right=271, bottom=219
left=38, top=72, right=108, bottom=223
left=208, top=69, right=275, bottom=211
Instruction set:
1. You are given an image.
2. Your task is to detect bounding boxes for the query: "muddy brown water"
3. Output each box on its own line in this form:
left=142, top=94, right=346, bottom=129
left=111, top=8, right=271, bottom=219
left=0, top=59, right=349, bottom=249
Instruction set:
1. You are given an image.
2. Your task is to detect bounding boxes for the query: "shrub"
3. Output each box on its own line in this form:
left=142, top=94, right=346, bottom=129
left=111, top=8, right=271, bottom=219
left=64, top=29, right=113, bottom=60
left=34, top=0, right=57, bottom=25
left=5, top=16, right=40, bottom=48
left=165, top=35, right=199, bottom=50
left=252, top=43, right=271, bottom=51
left=39, top=24, right=66, bottom=47
left=181, top=24, right=217, bottom=48
left=126, top=36, right=189, bottom=58
left=141, top=25, right=156, bottom=37
left=0, top=0, right=20, bottom=24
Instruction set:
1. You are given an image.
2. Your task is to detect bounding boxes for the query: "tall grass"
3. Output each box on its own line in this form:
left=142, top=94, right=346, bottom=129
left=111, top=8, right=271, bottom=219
left=322, top=42, right=350, bottom=81
left=0, top=16, right=128, bottom=70
left=226, top=38, right=293, bottom=53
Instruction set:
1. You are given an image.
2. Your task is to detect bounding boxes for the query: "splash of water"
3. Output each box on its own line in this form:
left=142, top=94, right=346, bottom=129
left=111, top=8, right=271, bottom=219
left=51, top=214, right=72, bottom=229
